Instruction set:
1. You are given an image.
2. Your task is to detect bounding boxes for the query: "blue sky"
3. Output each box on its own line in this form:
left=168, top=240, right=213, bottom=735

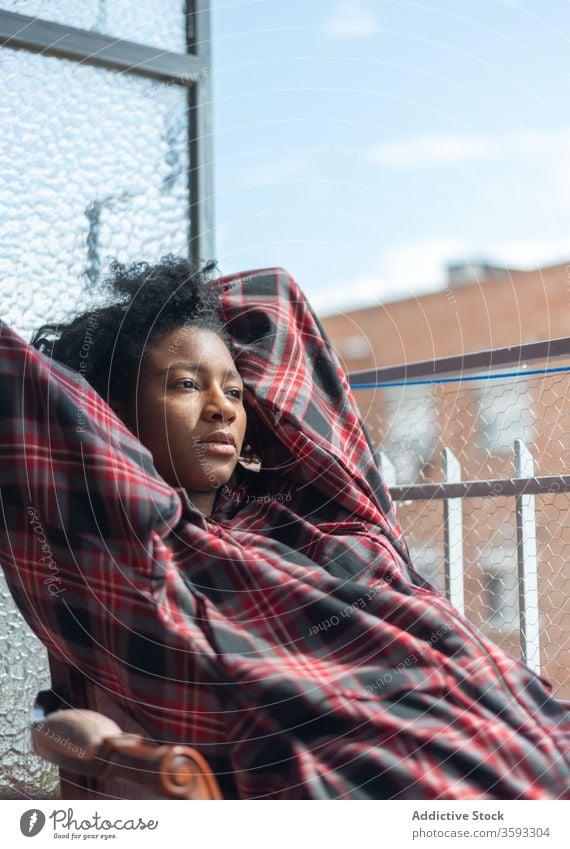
left=210, top=0, right=570, bottom=314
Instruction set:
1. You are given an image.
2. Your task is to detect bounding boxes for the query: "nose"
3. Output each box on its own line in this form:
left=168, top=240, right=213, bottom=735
left=203, top=386, right=236, bottom=422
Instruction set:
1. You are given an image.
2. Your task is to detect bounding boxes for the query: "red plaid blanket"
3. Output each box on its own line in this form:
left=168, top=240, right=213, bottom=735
left=0, top=268, right=568, bottom=798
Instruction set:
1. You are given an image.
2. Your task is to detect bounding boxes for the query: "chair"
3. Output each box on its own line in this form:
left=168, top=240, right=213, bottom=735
left=31, top=655, right=222, bottom=800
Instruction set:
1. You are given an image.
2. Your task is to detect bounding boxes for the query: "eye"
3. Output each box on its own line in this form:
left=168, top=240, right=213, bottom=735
left=174, top=377, right=197, bottom=390
left=226, top=387, right=244, bottom=400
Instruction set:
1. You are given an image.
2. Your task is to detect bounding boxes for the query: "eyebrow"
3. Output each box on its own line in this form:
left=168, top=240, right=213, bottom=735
left=158, top=361, right=243, bottom=380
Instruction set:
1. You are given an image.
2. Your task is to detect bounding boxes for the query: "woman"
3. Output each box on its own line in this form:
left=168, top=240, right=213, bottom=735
left=0, top=258, right=568, bottom=799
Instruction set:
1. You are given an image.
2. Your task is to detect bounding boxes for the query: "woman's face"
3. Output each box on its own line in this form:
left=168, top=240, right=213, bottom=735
left=125, top=325, right=247, bottom=497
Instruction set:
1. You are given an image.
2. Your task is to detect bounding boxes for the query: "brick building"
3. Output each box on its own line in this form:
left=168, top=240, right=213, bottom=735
left=321, top=260, right=570, bottom=370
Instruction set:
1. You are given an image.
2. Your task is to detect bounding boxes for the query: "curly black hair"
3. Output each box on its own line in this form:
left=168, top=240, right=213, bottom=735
left=31, top=256, right=230, bottom=406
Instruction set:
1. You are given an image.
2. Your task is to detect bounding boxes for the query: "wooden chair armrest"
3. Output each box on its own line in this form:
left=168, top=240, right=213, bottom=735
left=32, top=699, right=221, bottom=800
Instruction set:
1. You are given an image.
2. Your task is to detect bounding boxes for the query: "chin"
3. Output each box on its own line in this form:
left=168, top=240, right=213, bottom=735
left=188, top=464, right=236, bottom=491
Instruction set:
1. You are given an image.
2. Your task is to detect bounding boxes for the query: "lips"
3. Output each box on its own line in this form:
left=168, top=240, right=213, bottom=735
left=196, top=432, right=237, bottom=458
left=199, top=431, right=236, bottom=447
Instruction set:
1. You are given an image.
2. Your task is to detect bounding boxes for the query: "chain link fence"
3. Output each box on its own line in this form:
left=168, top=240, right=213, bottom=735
left=353, top=353, right=570, bottom=701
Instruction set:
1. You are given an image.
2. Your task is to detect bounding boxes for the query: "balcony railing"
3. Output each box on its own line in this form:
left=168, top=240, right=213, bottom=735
left=349, top=336, right=570, bottom=698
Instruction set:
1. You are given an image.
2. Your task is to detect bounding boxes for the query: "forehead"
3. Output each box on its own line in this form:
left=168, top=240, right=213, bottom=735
left=147, top=326, right=239, bottom=375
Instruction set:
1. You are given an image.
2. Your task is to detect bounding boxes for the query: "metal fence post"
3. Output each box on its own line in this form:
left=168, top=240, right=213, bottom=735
left=442, top=447, right=465, bottom=614
left=514, top=439, right=541, bottom=673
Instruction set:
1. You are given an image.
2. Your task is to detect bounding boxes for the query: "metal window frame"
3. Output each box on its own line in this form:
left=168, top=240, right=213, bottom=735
left=188, top=0, right=214, bottom=263
left=0, top=1, right=214, bottom=263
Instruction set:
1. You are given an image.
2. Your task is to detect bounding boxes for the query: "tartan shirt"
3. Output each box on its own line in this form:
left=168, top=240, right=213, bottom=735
left=0, top=267, right=568, bottom=800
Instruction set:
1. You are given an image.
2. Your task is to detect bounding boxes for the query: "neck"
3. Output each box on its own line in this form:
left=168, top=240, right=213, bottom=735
left=187, top=489, right=217, bottom=518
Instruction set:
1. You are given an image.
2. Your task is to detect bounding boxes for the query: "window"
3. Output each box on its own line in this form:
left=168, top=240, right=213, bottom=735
left=381, top=384, right=438, bottom=483
left=480, top=543, right=520, bottom=633
left=478, top=377, right=534, bottom=454
left=1, top=1, right=188, bottom=52
left=0, top=0, right=212, bottom=799
left=408, top=543, right=442, bottom=592
left=336, top=334, right=370, bottom=361
left=0, top=49, right=191, bottom=334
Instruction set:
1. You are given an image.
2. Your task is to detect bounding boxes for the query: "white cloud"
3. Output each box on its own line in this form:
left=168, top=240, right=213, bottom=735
left=509, top=128, right=570, bottom=159
left=492, top=237, right=570, bottom=269
left=236, top=156, right=307, bottom=186
left=314, top=232, right=570, bottom=315
left=324, top=0, right=379, bottom=39
left=313, top=236, right=469, bottom=314
left=312, top=272, right=389, bottom=315
left=368, top=134, right=499, bottom=168
left=367, top=128, right=570, bottom=170
left=380, top=236, right=470, bottom=294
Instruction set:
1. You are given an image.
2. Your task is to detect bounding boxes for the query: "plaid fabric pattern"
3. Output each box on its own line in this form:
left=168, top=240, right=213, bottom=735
left=0, top=268, right=568, bottom=799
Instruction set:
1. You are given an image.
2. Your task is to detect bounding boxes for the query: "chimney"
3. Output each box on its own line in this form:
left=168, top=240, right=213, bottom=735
left=446, top=259, right=516, bottom=288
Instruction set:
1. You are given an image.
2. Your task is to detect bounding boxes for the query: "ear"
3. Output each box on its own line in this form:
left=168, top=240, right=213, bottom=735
left=238, top=442, right=262, bottom=466
left=239, top=414, right=263, bottom=465
left=239, top=442, right=254, bottom=461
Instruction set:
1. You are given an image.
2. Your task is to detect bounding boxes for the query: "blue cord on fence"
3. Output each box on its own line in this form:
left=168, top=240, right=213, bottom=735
left=350, top=364, right=570, bottom=390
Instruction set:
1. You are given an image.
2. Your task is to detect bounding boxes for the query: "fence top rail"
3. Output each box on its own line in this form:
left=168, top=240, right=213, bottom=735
left=389, top=474, right=570, bottom=503
left=348, top=336, right=570, bottom=386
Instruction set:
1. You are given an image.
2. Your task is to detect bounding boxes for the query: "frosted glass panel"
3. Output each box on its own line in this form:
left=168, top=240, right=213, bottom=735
left=0, top=47, right=190, bottom=798
left=0, top=574, right=59, bottom=798
left=2, top=0, right=189, bottom=53
left=0, top=47, right=190, bottom=337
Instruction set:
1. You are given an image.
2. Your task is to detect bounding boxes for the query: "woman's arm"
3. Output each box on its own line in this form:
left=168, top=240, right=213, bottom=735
left=210, top=267, right=410, bottom=560
left=0, top=319, right=227, bottom=751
